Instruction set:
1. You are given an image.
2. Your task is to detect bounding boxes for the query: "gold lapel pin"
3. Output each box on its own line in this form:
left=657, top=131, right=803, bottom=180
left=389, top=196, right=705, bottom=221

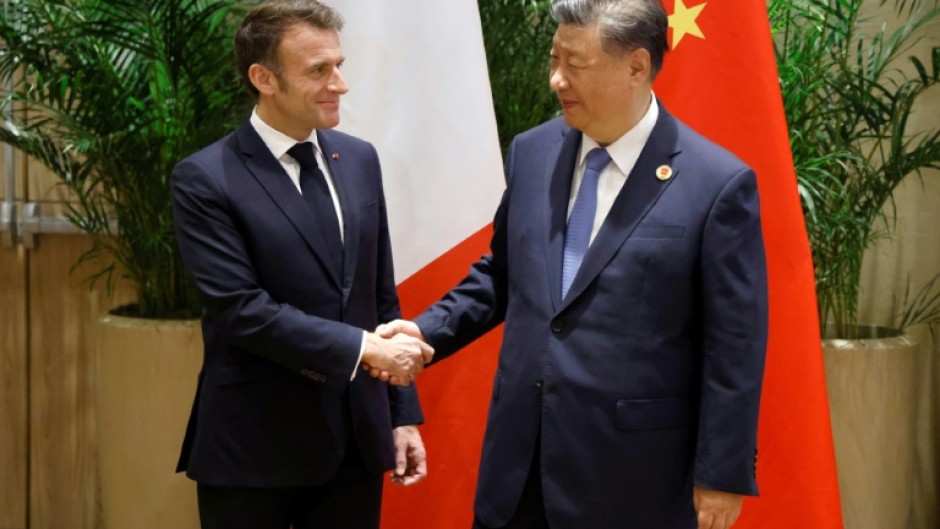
left=332, top=152, right=340, bottom=160
left=655, top=165, right=673, bottom=181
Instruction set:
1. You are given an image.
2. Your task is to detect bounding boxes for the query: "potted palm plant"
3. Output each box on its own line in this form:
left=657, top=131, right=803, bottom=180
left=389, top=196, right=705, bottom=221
left=0, top=0, right=249, bottom=319
left=770, top=0, right=940, bottom=527
left=0, top=1, right=249, bottom=527
left=772, top=0, right=940, bottom=339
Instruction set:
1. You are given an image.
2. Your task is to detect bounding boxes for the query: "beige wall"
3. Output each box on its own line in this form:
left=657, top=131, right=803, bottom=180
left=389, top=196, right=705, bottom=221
left=858, top=164, right=940, bottom=529
left=0, top=146, right=27, bottom=529
left=1, top=143, right=134, bottom=529
left=856, top=5, right=940, bottom=528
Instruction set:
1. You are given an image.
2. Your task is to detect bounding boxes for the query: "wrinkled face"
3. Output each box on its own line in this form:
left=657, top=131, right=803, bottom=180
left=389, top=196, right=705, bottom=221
left=549, top=23, right=648, bottom=144
left=253, top=23, right=348, bottom=139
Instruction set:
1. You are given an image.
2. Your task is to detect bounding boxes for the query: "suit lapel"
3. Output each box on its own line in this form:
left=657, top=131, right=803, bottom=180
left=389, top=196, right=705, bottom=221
left=558, top=108, right=682, bottom=312
left=544, top=126, right=582, bottom=312
left=234, top=123, right=342, bottom=289
left=318, top=130, right=360, bottom=304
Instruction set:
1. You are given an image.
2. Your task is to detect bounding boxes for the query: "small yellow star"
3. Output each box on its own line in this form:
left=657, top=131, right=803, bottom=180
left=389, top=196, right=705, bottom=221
left=668, top=0, right=706, bottom=49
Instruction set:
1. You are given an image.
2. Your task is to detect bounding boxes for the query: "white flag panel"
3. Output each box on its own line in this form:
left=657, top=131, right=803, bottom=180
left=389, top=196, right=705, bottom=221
left=332, top=0, right=506, bottom=282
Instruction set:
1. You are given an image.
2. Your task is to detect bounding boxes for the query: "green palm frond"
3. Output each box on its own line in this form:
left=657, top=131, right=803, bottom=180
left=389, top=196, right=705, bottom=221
left=479, top=0, right=559, bottom=156
left=0, top=0, right=251, bottom=318
left=770, top=0, right=940, bottom=337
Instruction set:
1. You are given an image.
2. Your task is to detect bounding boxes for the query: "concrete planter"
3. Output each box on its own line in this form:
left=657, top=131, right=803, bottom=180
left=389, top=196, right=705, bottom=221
left=95, top=315, right=202, bottom=529
left=823, top=327, right=918, bottom=529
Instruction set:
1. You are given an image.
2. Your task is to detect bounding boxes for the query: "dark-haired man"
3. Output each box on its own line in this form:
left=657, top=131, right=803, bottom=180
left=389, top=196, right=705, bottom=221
left=171, top=1, right=431, bottom=528
left=377, top=0, right=768, bottom=528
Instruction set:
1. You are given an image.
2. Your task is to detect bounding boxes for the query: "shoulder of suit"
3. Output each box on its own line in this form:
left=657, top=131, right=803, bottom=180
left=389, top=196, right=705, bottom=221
left=174, top=129, right=238, bottom=171
left=671, top=117, right=751, bottom=175
left=512, top=116, right=570, bottom=147
left=318, top=128, right=374, bottom=153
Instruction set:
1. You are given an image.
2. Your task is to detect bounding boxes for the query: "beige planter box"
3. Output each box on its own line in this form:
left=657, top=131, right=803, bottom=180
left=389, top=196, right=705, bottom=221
left=823, top=328, right=918, bottom=529
left=96, top=315, right=202, bottom=529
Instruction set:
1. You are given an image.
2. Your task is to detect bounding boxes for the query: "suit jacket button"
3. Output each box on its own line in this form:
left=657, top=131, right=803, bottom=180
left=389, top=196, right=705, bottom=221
left=534, top=381, right=543, bottom=394
left=551, top=319, right=564, bottom=333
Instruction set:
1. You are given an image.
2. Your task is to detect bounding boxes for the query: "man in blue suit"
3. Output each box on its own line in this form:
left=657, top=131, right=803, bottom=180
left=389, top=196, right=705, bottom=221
left=376, top=0, right=768, bottom=528
left=171, top=2, right=432, bottom=528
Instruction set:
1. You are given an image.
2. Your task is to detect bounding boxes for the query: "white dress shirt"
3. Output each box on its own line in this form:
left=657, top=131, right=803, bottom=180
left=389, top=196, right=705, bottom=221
left=249, top=109, right=365, bottom=379
left=249, top=109, right=344, bottom=243
left=568, top=95, right=659, bottom=245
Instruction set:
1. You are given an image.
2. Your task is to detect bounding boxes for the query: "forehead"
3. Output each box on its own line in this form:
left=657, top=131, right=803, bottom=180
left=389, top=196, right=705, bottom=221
left=278, top=23, right=344, bottom=63
left=552, top=23, right=603, bottom=55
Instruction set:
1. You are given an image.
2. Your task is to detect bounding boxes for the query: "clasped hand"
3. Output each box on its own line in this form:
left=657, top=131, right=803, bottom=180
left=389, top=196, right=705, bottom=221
left=361, top=320, right=433, bottom=386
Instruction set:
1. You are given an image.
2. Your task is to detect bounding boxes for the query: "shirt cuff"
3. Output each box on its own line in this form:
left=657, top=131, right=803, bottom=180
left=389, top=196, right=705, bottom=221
left=350, top=330, right=367, bottom=381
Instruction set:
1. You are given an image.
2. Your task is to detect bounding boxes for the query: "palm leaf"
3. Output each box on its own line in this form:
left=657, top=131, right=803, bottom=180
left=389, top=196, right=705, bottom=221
left=770, top=0, right=940, bottom=337
left=0, top=0, right=251, bottom=317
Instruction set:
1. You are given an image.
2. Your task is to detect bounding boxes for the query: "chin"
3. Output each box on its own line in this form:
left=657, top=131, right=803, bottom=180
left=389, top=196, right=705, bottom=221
left=561, top=112, right=584, bottom=131
left=320, top=116, right=341, bottom=130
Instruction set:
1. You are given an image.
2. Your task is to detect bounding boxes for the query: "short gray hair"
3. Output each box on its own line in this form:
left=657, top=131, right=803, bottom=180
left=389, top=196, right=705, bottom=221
left=551, top=0, right=668, bottom=79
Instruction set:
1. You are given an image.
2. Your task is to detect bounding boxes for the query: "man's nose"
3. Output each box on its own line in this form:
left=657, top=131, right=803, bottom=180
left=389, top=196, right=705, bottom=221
left=330, top=68, right=349, bottom=94
left=549, top=67, right=567, bottom=91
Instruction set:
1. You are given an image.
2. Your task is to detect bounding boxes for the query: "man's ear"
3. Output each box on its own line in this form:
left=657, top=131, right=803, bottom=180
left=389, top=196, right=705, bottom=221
left=627, top=48, right=652, bottom=85
left=248, top=63, right=279, bottom=96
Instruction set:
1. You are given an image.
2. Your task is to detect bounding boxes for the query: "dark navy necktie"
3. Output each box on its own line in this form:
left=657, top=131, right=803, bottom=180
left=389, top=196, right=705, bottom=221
left=287, top=142, right=343, bottom=272
left=562, top=147, right=611, bottom=299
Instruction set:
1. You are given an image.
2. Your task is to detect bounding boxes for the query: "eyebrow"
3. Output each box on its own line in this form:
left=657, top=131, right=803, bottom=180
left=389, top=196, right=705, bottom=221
left=305, top=57, right=344, bottom=72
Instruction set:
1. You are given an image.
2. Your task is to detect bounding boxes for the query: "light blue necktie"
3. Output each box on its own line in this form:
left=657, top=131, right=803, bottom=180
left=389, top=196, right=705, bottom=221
left=562, top=147, right=611, bottom=299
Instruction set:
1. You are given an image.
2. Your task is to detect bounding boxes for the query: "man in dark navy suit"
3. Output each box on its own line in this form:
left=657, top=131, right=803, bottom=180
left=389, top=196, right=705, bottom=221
left=377, top=1, right=768, bottom=528
left=171, top=2, right=433, bottom=528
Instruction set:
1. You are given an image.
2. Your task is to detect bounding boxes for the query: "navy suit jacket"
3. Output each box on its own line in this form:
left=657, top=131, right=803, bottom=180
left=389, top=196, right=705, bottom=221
left=171, top=121, right=422, bottom=487
left=415, top=106, right=768, bottom=529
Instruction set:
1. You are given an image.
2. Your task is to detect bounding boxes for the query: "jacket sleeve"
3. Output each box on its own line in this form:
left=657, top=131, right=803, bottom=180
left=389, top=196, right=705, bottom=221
left=413, top=140, right=514, bottom=360
left=366, top=144, right=425, bottom=426
left=693, top=167, right=769, bottom=496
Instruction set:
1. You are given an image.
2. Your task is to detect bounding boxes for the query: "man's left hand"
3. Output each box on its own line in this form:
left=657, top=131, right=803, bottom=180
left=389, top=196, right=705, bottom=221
left=693, top=486, right=744, bottom=529
left=391, top=425, right=427, bottom=486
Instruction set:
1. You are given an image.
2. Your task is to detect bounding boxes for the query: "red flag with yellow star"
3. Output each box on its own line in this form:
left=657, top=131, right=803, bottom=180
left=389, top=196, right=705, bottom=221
left=654, top=1, right=844, bottom=528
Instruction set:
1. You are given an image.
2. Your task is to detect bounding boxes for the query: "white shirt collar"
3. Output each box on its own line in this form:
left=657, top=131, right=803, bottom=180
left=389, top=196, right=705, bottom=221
left=578, top=94, right=659, bottom=174
left=249, top=108, right=323, bottom=161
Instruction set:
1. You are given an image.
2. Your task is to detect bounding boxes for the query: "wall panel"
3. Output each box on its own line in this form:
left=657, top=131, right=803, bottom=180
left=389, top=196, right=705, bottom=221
left=0, top=245, right=28, bottom=529
left=1, top=127, right=28, bottom=529
left=27, top=233, right=133, bottom=529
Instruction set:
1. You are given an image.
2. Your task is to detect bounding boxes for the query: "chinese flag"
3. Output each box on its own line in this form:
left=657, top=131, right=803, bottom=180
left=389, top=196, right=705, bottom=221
left=654, top=1, right=844, bottom=528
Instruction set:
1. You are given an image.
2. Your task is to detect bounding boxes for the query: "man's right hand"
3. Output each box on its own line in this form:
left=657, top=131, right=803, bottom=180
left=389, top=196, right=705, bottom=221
left=361, top=330, right=433, bottom=386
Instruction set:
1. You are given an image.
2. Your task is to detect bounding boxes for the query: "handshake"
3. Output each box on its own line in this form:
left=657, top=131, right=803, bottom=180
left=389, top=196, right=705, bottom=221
left=361, top=320, right=433, bottom=386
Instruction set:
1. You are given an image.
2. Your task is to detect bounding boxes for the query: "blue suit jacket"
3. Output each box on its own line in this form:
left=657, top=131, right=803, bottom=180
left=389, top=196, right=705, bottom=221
left=171, top=121, right=422, bottom=487
left=415, top=106, right=768, bottom=529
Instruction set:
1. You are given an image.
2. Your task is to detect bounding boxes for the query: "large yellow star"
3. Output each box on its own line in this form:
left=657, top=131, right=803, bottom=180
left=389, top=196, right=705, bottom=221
left=668, top=0, right=706, bottom=49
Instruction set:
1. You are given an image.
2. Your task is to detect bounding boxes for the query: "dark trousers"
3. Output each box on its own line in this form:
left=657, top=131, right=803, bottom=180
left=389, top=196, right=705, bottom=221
left=473, top=437, right=549, bottom=529
left=197, top=441, right=382, bottom=529
left=198, top=393, right=382, bottom=529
